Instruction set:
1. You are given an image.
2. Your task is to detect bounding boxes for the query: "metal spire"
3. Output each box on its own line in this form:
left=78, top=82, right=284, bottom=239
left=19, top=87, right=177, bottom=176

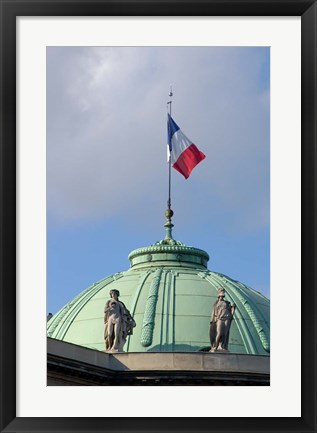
left=165, top=85, right=174, bottom=241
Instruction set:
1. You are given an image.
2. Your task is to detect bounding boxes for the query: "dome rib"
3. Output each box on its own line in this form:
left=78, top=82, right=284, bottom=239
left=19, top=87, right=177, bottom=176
left=231, top=281, right=270, bottom=352
left=141, top=269, right=163, bottom=347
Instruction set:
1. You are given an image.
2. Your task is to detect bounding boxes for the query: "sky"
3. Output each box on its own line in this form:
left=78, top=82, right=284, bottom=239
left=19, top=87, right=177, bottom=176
left=47, top=46, right=270, bottom=315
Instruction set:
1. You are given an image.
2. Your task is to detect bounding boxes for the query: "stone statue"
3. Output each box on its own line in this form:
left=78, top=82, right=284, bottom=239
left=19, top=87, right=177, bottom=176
left=104, top=289, right=136, bottom=352
left=209, top=288, right=236, bottom=352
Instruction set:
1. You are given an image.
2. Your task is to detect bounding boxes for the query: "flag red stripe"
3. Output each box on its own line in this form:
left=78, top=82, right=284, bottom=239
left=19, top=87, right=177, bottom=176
left=172, top=144, right=206, bottom=179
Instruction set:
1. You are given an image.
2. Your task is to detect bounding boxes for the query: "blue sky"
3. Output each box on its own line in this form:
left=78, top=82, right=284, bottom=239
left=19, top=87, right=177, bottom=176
left=47, top=46, right=270, bottom=314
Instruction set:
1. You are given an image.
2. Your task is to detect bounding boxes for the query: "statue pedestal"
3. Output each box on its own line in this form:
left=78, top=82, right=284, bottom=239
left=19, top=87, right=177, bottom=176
left=104, top=348, right=124, bottom=353
left=209, top=348, right=229, bottom=353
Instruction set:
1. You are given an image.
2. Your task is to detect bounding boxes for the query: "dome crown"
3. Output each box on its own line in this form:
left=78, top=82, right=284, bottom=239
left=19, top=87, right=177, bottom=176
left=128, top=238, right=210, bottom=270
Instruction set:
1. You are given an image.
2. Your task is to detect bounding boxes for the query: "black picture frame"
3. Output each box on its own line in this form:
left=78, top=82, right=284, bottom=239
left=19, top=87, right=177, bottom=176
left=1, top=1, right=316, bottom=432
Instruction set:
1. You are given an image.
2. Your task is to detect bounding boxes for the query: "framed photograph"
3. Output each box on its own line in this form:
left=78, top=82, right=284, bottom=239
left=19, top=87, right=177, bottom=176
left=1, top=1, right=316, bottom=432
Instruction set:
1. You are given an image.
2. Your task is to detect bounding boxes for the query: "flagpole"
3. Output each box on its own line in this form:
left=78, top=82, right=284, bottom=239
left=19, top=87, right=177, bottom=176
left=168, top=86, right=172, bottom=210
left=165, top=86, right=174, bottom=241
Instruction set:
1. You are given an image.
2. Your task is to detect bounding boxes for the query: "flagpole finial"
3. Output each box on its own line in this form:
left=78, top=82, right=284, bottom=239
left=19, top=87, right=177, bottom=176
left=164, top=207, right=174, bottom=240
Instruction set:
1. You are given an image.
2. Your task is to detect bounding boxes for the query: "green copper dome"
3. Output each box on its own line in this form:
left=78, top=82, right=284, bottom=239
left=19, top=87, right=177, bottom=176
left=47, top=231, right=270, bottom=355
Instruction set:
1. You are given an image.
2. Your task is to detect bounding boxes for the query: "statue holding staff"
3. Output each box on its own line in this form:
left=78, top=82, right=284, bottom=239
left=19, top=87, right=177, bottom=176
left=209, top=288, right=236, bottom=352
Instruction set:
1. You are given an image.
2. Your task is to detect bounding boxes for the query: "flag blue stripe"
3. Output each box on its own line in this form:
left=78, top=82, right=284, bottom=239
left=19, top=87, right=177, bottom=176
left=167, top=114, right=180, bottom=151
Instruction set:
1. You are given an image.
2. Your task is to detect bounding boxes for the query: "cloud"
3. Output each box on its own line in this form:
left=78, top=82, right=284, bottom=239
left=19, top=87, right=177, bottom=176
left=47, top=46, right=269, bottom=234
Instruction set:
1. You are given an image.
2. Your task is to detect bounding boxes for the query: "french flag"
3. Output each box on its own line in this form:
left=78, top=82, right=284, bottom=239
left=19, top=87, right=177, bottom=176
left=167, top=114, right=206, bottom=179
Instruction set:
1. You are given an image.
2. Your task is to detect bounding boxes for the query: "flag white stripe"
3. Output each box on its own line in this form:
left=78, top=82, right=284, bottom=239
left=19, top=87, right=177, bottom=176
left=170, top=130, right=193, bottom=164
